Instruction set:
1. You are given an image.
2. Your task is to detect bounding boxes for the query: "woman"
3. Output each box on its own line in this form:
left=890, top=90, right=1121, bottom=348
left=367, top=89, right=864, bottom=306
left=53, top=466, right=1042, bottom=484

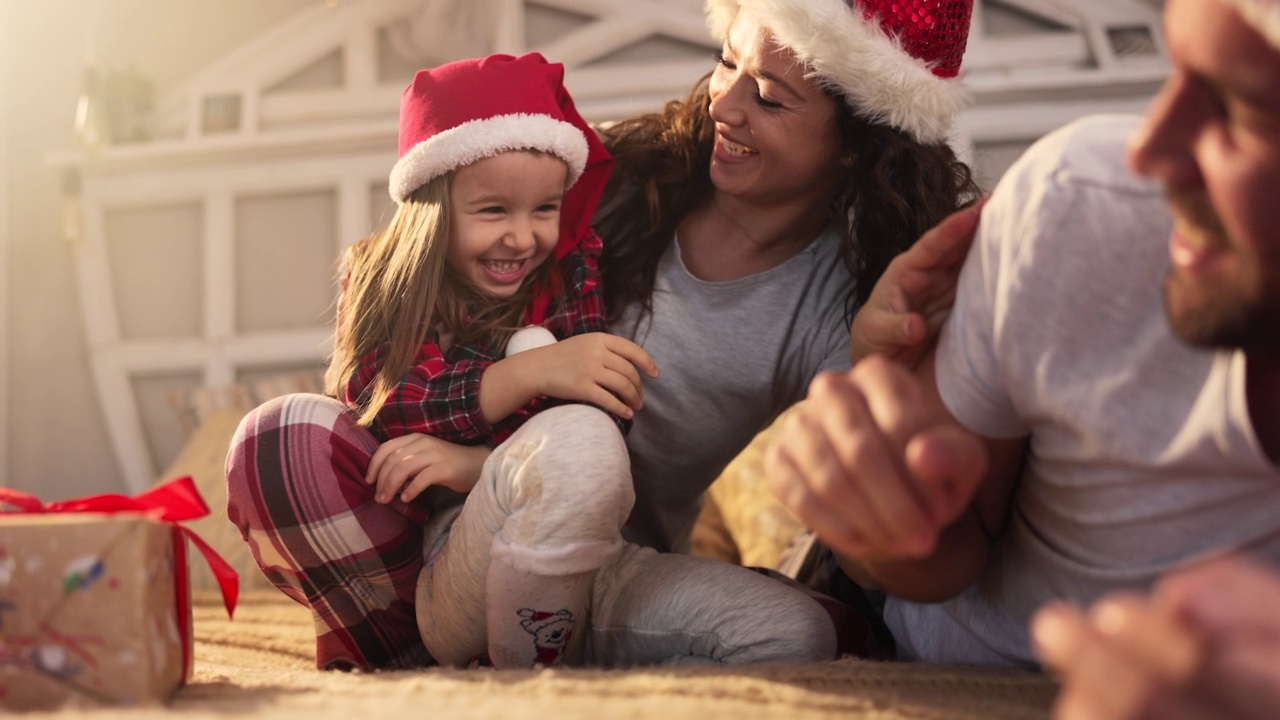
left=594, top=0, right=980, bottom=553
left=227, top=0, right=980, bottom=670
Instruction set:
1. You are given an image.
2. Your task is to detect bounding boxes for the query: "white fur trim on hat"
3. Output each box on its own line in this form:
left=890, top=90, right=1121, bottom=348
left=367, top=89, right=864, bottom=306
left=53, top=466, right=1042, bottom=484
left=705, top=0, right=967, bottom=144
left=1220, top=0, right=1280, bottom=51
left=389, top=113, right=588, bottom=203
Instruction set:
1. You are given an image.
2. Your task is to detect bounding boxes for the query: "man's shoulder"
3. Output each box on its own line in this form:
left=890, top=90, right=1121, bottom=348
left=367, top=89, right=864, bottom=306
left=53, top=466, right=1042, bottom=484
left=979, top=114, right=1171, bottom=263
left=1003, top=114, right=1159, bottom=198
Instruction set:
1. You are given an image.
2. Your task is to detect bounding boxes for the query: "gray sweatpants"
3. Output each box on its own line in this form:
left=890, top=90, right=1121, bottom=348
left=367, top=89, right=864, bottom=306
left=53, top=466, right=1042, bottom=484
left=415, top=404, right=836, bottom=667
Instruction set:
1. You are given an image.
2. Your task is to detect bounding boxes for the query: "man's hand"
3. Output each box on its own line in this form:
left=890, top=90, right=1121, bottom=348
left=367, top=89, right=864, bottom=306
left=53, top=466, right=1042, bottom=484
left=766, top=356, right=988, bottom=567
left=850, top=199, right=985, bottom=366
left=1034, top=554, right=1280, bottom=720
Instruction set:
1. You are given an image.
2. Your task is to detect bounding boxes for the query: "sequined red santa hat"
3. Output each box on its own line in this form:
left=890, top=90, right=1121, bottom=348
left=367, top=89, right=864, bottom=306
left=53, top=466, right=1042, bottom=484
left=705, top=0, right=974, bottom=144
left=389, top=52, right=613, bottom=259
left=1221, top=0, right=1280, bottom=50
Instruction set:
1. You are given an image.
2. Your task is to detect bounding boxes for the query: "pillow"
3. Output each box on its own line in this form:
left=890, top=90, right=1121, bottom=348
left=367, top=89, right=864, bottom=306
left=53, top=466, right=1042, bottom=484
left=156, top=406, right=274, bottom=593
left=690, top=492, right=740, bottom=564
left=167, top=370, right=325, bottom=437
left=701, top=403, right=807, bottom=569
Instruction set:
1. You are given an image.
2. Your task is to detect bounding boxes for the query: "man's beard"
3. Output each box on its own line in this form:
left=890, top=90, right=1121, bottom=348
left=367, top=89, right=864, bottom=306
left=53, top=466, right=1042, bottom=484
left=1163, top=270, right=1258, bottom=349
left=1162, top=190, right=1280, bottom=354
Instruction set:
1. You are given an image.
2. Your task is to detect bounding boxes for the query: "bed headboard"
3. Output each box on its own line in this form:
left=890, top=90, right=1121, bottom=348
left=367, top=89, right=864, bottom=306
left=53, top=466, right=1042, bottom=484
left=63, top=0, right=721, bottom=493
left=62, top=0, right=1168, bottom=492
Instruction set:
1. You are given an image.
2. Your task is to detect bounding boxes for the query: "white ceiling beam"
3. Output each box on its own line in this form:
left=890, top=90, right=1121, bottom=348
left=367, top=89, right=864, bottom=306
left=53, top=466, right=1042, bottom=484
left=538, top=17, right=664, bottom=68
left=957, top=93, right=1156, bottom=142
left=989, top=0, right=1083, bottom=29
left=963, top=31, right=1089, bottom=71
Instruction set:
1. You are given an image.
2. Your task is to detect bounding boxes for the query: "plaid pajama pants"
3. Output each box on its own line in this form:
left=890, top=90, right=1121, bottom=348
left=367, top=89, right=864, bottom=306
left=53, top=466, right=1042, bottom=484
left=226, top=393, right=435, bottom=670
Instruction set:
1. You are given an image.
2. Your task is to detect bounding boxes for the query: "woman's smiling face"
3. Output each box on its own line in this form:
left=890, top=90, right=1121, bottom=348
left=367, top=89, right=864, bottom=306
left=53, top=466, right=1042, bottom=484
left=706, top=9, right=845, bottom=208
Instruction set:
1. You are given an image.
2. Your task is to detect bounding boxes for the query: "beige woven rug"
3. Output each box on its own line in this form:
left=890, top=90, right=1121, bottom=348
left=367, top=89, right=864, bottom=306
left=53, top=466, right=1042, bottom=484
left=22, top=591, right=1056, bottom=719
left=24, top=407, right=1054, bottom=718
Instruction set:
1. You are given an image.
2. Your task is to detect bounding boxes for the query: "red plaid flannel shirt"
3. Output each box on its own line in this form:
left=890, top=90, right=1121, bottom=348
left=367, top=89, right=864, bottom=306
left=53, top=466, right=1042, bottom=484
left=345, top=231, right=627, bottom=447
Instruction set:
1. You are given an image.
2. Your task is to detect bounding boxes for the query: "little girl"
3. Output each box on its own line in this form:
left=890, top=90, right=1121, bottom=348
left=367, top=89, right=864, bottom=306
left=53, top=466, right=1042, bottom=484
left=333, top=51, right=660, bottom=668
left=228, top=52, right=845, bottom=671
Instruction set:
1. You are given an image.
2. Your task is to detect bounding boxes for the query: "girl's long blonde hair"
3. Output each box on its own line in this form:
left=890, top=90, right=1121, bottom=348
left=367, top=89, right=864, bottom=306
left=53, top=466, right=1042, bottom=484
left=325, top=173, right=549, bottom=427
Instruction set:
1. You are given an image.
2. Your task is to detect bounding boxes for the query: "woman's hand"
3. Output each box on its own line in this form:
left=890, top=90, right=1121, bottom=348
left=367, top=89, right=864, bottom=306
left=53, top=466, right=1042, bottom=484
left=850, top=198, right=986, bottom=367
left=367, top=433, right=492, bottom=504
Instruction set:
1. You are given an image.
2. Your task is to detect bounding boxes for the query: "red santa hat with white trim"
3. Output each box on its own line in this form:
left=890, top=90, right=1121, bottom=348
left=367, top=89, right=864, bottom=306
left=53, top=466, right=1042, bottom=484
left=1221, top=0, right=1280, bottom=50
left=704, top=0, right=974, bottom=144
left=389, top=52, right=612, bottom=260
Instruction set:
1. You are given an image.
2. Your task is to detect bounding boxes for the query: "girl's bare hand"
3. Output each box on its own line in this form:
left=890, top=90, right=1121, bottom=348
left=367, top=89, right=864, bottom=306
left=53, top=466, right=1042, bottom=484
left=525, top=333, right=659, bottom=418
left=367, top=433, right=492, bottom=504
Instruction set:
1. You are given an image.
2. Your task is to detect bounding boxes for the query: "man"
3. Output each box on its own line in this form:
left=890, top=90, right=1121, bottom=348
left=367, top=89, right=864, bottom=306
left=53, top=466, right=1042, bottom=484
left=767, top=0, right=1280, bottom=714
left=1032, top=1, right=1280, bottom=716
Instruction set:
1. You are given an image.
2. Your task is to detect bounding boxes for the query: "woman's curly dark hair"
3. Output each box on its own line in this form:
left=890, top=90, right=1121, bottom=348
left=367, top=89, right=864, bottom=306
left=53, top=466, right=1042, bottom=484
left=594, top=75, right=981, bottom=324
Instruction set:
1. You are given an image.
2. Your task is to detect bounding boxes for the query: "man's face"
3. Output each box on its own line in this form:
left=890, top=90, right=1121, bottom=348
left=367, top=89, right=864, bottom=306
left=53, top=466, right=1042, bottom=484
left=1128, top=0, right=1280, bottom=354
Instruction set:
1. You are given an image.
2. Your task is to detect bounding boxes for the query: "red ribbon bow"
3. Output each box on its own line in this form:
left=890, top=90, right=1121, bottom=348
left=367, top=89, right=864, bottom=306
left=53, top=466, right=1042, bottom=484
left=0, top=476, right=240, bottom=617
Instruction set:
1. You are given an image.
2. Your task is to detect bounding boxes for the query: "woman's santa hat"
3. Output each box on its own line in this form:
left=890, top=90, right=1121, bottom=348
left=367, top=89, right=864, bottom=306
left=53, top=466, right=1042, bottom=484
left=1221, top=0, right=1280, bottom=50
left=704, top=0, right=974, bottom=144
left=389, top=52, right=612, bottom=259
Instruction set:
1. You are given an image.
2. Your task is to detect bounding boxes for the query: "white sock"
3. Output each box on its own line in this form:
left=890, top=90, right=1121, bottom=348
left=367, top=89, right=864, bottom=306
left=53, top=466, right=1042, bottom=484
left=486, top=554, right=592, bottom=668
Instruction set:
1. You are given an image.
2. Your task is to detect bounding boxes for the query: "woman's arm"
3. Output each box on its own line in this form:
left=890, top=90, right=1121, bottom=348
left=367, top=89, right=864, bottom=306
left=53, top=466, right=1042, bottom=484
left=849, top=200, right=985, bottom=367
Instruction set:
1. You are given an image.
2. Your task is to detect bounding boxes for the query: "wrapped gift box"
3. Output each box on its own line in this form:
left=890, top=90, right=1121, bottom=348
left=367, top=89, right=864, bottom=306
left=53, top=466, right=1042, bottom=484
left=0, top=477, right=238, bottom=710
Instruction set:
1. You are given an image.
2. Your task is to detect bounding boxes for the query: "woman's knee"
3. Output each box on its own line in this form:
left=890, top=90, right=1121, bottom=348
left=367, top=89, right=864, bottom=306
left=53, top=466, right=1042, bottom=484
left=777, top=592, right=840, bottom=663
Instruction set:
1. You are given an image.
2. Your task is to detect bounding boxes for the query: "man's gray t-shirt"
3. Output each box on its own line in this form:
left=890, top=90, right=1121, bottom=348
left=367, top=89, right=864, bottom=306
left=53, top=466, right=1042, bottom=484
left=885, top=115, right=1280, bottom=667
left=612, top=226, right=854, bottom=552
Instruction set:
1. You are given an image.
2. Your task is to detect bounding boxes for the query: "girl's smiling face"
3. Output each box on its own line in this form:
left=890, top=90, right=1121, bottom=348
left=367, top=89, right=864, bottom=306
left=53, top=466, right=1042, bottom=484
left=447, top=150, right=567, bottom=298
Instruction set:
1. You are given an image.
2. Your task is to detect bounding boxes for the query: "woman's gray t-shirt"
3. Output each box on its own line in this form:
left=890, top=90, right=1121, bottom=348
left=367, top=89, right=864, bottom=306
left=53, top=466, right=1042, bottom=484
left=611, top=226, right=855, bottom=552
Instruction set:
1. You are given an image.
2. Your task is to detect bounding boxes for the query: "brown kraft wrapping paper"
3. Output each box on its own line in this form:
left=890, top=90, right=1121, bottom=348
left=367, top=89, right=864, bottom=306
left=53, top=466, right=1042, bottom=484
left=0, top=513, right=193, bottom=709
